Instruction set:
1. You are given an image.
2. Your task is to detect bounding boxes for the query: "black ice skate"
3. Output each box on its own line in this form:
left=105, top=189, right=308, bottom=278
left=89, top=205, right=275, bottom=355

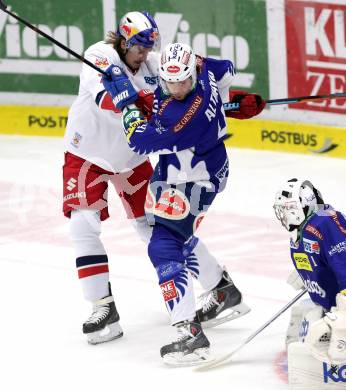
left=196, top=269, right=250, bottom=328
left=160, top=320, right=210, bottom=367
left=83, top=283, right=123, bottom=345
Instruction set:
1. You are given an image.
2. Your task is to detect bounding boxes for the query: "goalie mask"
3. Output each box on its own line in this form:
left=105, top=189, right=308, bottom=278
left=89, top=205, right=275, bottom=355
left=159, top=43, right=197, bottom=95
left=273, top=178, right=324, bottom=233
left=117, top=11, right=160, bottom=49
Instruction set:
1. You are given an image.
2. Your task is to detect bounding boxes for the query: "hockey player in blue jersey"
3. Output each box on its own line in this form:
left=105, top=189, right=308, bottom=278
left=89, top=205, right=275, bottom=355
left=273, top=178, right=346, bottom=387
left=103, top=42, right=265, bottom=365
left=70, top=10, right=253, bottom=346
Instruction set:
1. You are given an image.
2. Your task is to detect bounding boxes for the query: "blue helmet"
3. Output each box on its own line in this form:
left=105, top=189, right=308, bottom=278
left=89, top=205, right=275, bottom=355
left=117, top=11, right=160, bottom=49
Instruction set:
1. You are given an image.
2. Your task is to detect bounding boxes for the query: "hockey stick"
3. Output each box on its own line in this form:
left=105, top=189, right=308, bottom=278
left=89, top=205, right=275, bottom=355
left=0, top=0, right=108, bottom=76
left=223, top=92, right=346, bottom=111
left=265, top=92, right=346, bottom=105
left=196, top=288, right=308, bottom=371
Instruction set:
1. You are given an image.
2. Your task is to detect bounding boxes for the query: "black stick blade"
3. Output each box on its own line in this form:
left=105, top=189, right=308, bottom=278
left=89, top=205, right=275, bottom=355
left=0, top=0, right=8, bottom=11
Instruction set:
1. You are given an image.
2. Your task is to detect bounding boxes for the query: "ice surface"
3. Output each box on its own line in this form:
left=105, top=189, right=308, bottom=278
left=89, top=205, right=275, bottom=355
left=0, top=135, right=345, bottom=389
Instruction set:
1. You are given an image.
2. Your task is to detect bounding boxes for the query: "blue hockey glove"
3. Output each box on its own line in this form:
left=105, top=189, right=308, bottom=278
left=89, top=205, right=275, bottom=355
left=102, top=65, right=138, bottom=111
left=122, top=106, right=146, bottom=141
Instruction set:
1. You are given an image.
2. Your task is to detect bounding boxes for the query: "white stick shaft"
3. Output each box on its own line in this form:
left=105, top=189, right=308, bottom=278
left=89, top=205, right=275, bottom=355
left=241, top=288, right=308, bottom=347
left=197, top=288, right=308, bottom=370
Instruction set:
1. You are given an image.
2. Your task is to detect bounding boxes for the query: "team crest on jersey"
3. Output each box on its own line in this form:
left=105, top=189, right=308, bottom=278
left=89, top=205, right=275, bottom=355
left=154, top=118, right=167, bottom=135
left=94, top=57, right=109, bottom=68
left=199, top=79, right=205, bottom=90
left=303, top=238, right=320, bottom=254
left=71, top=132, right=82, bottom=148
left=299, top=317, right=310, bottom=340
left=154, top=188, right=190, bottom=220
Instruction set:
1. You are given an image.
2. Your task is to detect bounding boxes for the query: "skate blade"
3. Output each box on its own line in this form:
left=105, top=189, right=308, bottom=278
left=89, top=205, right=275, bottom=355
left=202, top=302, right=251, bottom=328
left=162, top=348, right=210, bottom=367
left=87, top=321, right=123, bottom=345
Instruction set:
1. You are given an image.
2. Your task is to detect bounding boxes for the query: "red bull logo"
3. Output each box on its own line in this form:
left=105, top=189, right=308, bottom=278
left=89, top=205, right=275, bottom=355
left=95, top=58, right=109, bottom=68
left=121, top=24, right=132, bottom=37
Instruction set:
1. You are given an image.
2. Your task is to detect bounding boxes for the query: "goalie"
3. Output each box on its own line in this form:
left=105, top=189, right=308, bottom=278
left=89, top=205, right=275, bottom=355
left=273, top=178, right=346, bottom=388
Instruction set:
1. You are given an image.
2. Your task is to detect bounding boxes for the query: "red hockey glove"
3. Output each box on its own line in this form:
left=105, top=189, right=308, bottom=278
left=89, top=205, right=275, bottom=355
left=135, top=89, right=154, bottom=120
left=226, top=90, right=266, bottom=119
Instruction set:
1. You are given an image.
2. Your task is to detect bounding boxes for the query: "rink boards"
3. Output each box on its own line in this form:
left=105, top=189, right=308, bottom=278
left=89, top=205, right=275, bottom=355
left=0, top=104, right=345, bottom=159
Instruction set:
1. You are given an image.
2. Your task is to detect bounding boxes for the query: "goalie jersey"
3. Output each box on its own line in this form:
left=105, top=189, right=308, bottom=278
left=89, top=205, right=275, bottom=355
left=290, top=205, right=346, bottom=310
left=126, top=57, right=235, bottom=190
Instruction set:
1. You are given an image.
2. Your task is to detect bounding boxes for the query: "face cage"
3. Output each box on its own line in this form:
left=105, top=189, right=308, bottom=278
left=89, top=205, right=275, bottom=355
left=273, top=204, right=288, bottom=230
left=274, top=202, right=302, bottom=232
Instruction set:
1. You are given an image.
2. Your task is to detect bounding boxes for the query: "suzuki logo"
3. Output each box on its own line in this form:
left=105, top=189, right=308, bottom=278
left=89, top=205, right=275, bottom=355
left=66, top=177, right=77, bottom=191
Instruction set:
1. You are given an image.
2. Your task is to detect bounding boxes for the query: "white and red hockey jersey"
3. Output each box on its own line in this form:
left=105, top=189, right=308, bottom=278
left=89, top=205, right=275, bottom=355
left=64, top=41, right=159, bottom=172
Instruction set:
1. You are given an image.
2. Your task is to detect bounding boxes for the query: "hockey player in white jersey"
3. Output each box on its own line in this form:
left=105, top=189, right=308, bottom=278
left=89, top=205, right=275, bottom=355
left=63, top=11, right=249, bottom=345
left=63, top=11, right=159, bottom=344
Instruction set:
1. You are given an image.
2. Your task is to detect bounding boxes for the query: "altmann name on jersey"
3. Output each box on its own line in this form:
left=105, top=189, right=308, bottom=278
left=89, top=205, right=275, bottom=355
left=205, top=71, right=220, bottom=122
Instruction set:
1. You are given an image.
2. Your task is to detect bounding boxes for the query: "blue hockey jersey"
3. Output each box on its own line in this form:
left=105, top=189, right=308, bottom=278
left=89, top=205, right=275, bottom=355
left=290, top=205, right=346, bottom=310
left=126, top=57, right=234, bottom=190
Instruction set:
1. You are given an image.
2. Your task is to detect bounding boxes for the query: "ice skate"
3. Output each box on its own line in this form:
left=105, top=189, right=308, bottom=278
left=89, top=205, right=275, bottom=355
left=196, top=269, right=250, bottom=328
left=160, top=320, right=210, bottom=367
left=83, top=283, right=123, bottom=345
